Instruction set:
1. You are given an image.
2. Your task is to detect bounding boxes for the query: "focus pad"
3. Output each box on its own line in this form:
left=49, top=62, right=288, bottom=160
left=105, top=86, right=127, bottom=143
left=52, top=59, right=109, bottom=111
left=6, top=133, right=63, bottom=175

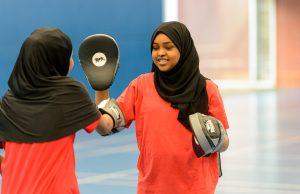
left=189, top=113, right=225, bottom=157
left=79, top=34, right=119, bottom=90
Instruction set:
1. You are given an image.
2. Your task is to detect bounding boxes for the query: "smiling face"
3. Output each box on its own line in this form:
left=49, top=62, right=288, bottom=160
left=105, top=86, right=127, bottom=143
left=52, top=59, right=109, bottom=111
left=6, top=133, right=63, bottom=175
left=152, top=33, right=180, bottom=72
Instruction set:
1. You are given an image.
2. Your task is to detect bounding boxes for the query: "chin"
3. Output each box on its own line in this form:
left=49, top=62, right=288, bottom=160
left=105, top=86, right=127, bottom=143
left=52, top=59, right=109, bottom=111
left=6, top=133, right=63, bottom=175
left=155, top=64, right=172, bottom=72
left=161, top=65, right=174, bottom=71
left=158, top=67, right=169, bottom=72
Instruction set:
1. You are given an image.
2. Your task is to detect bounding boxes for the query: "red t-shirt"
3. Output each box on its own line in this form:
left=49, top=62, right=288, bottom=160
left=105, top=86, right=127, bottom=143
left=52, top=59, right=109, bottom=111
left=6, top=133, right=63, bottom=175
left=117, top=73, right=229, bottom=194
left=1, top=118, right=100, bottom=194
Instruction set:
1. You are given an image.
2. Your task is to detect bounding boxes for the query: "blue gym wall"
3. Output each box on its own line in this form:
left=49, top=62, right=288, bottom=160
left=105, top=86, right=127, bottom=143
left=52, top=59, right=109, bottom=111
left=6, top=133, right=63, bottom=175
left=0, top=0, right=162, bottom=98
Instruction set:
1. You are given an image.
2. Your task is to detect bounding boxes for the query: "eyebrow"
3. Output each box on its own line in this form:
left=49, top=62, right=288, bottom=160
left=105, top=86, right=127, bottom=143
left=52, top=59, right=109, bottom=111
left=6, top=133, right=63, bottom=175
left=152, top=42, right=174, bottom=45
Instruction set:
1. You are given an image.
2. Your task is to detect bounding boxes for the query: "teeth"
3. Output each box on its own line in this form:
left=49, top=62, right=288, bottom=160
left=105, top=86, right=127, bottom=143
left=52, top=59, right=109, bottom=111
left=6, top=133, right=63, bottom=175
left=157, top=59, right=168, bottom=65
left=157, top=57, right=167, bottom=60
left=158, top=58, right=167, bottom=61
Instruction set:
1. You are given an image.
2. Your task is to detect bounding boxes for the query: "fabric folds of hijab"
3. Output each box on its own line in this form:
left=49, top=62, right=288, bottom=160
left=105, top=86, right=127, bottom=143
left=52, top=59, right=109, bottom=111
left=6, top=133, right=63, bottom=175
left=0, top=28, right=99, bottom=143
left=151, top=21, right=208, bottom=130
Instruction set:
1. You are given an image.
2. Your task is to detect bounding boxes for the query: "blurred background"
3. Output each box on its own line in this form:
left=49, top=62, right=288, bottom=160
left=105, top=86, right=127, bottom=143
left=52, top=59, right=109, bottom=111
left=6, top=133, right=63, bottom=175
left=0, top=0, right=299, bottom=193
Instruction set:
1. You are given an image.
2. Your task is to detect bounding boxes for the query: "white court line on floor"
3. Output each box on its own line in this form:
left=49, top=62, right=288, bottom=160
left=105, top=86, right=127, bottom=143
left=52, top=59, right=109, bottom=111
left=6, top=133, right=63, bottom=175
left=76, top=143, right=138, bottom=159
left=75, top=132, right=136, bottom=150
left=217, top=187, right=299, bottom=194
left=78, top=168, right=137, bottom=187
left=224, top=135, right=300, bottom=156
left=217, top=180, right=300, bottom=192
left=223, top=152, right=300, bottom=163
left=222, top=163, right=300, bottom=174
left=88, top=179, right=137, bottom=187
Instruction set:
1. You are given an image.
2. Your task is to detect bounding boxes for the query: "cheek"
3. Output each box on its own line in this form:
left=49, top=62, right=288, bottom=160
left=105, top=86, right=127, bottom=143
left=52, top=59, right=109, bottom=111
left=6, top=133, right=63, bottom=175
left=151, top=51, right=156, bottom=60
left=176, top=51, right=181, bottom=63
left=174, top=55, right=180, bottom=64
left=171, top=52, right=180, bottom=65
left=151, top=51, right=158, bottom=64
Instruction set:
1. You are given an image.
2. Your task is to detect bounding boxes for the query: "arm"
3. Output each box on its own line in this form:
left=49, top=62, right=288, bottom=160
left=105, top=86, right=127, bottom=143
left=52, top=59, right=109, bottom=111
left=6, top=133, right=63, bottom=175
left=95, top=90, right=126, bottom=136
left=219, top=131, right=229, bottom=152
left=95, top=90, right=114, bottom=135
left=78, top=34, right=121, bottom=136
left=0, top=154, right=3, bottom=175
left=206, top=81, right=230, bottom=153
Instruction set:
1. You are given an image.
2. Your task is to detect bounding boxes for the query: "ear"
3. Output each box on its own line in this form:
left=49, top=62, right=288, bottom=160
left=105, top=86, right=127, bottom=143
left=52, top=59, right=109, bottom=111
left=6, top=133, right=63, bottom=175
left=68, top=57, right=74, bottom=74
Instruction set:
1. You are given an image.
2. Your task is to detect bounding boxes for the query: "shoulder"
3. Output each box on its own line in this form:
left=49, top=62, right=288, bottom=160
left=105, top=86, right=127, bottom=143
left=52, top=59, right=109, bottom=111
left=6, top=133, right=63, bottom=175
left=205, top=79, right=219, bottom=96
left=129, top=72, right=154, bottom=86
left=59, top=77, right=92, bottom=100
left=136, top=72, right=154, bottom=81
left=205, top=79, right=223, bottom=105
left=67, top=77, right=89, bottom=93
left=205, top=79, right=229, bottom=129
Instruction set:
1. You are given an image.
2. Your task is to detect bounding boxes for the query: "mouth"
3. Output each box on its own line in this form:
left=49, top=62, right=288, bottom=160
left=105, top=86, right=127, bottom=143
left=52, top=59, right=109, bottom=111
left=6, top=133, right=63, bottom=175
left=156, top=58, right=168, bottom=65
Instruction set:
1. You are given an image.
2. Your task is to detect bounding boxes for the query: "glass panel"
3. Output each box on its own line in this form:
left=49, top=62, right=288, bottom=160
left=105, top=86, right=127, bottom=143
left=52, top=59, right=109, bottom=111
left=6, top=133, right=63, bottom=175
left=257, top=0, right=275, bottom=83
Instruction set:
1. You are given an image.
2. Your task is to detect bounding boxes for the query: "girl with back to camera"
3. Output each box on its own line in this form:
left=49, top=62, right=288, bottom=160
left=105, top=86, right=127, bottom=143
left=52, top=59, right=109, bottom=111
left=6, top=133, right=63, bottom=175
left=0, top=28, right=103, bottom=194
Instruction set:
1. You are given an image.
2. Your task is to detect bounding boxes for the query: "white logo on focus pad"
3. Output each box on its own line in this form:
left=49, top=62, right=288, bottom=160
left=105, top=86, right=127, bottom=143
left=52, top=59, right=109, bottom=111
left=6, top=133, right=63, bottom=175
left=92, top=52, right=107, bottom=67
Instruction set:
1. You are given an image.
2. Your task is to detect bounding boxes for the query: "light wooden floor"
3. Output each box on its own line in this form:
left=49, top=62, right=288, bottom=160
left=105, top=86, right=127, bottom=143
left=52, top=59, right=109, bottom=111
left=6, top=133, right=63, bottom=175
left=216, top=89, right=300, bottom=194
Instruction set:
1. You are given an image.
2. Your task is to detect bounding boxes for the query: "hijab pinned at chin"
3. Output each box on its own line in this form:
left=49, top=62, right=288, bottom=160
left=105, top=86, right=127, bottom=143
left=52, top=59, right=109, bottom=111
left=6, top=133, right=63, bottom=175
left=151, top=21, right=208, bottom=130
left=0, top=27, right=99, bottom=143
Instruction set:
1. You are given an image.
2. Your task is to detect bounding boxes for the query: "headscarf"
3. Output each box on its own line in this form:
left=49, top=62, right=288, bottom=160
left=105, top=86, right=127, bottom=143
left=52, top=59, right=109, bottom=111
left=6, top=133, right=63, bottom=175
left=0, top=27, right=99, bottom=142
left=151, top=21, right=208, bottom=130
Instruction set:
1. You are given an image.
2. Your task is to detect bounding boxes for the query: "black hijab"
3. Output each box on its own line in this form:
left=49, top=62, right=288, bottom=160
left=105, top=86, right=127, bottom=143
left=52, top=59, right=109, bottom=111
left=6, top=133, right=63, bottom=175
left=151, top=21, right=208, bottom=130
left=0, top=27, right=100, bottom=142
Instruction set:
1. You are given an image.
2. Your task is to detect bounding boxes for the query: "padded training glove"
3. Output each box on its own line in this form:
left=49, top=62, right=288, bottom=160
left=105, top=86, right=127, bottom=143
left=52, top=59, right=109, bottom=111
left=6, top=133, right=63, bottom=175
left=97, top=98, right=125, bottom=135
left=79, top=34, right=119, bottom=90
left=189, top=113, right=226, bottom=157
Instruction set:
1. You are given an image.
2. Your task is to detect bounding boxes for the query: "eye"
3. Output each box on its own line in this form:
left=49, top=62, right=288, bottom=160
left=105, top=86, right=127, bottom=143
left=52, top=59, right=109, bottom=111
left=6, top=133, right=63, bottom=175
left=152, top=45, right=159, bottom=50
left=165, top=45, right=175, bottom=50
left=164, top=43, right=176, bottom=50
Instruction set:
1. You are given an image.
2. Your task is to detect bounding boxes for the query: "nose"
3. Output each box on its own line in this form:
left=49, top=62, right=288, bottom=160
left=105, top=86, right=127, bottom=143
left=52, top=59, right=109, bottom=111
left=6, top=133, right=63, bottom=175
left=157, top=48, right=166, bottom=56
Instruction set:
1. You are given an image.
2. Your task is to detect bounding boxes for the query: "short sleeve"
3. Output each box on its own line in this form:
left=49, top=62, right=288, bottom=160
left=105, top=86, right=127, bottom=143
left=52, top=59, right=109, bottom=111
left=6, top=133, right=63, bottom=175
left=116, top=78, right=138, bottom=128
left=206, top=80, right=229, bottom=130
left=84, top=117, right=100, bottom=133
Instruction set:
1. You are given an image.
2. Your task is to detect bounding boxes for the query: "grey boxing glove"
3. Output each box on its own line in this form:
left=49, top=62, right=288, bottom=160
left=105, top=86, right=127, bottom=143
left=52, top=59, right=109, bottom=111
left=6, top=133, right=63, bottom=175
left=97, top=98, right=125, bottom=134
left=189, top=113, right=226, bottom=157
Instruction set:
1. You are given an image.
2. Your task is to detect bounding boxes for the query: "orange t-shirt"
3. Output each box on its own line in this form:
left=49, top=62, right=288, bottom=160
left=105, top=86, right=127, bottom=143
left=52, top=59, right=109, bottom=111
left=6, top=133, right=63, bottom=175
left=117, top=73, right=229, bottom=194
left=1, top=118, right=100, bottom=194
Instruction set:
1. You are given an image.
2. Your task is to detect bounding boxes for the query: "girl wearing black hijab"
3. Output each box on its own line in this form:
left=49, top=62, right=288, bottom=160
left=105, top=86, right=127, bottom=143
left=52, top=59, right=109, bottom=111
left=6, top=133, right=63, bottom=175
left=96, top=21, right=229, bottom=194
left=0, top=27, right=100, bottom=194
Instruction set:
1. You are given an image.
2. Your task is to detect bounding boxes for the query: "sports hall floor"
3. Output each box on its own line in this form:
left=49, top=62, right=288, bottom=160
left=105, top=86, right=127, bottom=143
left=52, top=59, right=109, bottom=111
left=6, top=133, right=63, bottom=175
left=1, top=89, right=300, bottom=194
